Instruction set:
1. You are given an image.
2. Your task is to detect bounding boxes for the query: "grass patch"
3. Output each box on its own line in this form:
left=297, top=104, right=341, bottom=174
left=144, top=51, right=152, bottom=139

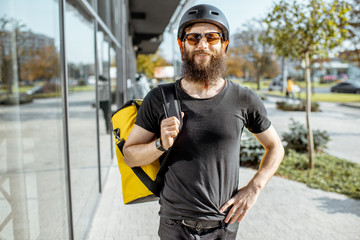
left=266, top=91, right=360, bottom=103
left=231, top=79, right=269, bottom=89
left=31, top=92, right=61, bottom=98
left=69, top=85, right=95, bottom=92
left=277, top=150, right=360, bottom=199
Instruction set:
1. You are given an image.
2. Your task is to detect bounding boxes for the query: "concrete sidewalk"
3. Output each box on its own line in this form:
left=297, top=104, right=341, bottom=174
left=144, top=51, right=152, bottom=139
left=87, top=160, right=360, bottom=240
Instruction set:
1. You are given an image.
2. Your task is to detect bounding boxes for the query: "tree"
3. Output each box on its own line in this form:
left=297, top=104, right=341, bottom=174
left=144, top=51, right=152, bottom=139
left=226, top=47, right=246, bottom=78
left=136, top=51, right=170, bottom=79
left=232, top=21, right=280, bottom=89
left=345, top=0, right=360, bottom=66
left=21, top=45, right=60, bottom=82
left=0, top=17, right=27, bottom=94
left=264, top=0, right=351, bottom=168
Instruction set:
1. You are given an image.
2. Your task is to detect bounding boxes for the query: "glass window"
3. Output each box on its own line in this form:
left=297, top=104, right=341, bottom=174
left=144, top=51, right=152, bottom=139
left=65, top=2, right=98, bottom=239
left=97, top=30, right=112, bottom=186
left=87, top=0, right=94, bottom=7
left=110, top=46, right=117, bottom=101
left=0, top=0, right=69, bottom=239
left=110, top=0, right=120, bottom=35
left=97, top=0, right=110, bottom=29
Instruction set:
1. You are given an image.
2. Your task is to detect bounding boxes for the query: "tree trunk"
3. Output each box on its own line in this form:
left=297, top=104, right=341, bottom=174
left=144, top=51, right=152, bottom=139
left=10, top=27, right=19, bottom=96
left=256, top=69, right=261, bottom=91
left=305, top=51, right=314, bottom=169
left=281, top=56, right=288, bottom=93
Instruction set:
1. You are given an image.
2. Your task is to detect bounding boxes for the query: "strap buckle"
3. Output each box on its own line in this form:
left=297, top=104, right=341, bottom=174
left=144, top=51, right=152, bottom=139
left=113, top=128, right=121, bottom=141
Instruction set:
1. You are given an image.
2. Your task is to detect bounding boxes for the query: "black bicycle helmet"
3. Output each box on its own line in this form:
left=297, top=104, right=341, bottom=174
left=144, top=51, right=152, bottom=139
left=177, top=4, right=230, bottom=42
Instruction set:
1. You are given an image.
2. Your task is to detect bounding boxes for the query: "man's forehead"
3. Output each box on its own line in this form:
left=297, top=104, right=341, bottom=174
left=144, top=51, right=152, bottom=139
left=186, top=23, right=221, bottom=33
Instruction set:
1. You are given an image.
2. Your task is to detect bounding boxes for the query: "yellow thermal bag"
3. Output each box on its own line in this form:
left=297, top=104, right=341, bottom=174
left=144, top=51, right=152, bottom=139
left=111, top=83, right=181, bottom=204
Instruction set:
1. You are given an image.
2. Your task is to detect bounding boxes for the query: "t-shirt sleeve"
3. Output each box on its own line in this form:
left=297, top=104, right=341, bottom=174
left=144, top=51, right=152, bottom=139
left=245, top=89, right=271, bottom=134
left=135, top=87, right=163, bottom=136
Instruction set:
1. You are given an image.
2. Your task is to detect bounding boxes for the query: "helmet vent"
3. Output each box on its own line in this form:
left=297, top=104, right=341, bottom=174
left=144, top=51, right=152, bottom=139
left=188, top=10, right=198, bottom=15
left=210, top=11, right=219, bottom=16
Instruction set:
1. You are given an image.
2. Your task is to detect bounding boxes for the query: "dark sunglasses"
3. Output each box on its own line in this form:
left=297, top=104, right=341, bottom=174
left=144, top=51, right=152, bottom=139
left=184, top=32, right=222, bottom=46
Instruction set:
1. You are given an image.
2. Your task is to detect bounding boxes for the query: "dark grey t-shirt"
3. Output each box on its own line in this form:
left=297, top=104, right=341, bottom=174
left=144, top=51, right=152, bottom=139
left=135, top=79, right=271, bottom=221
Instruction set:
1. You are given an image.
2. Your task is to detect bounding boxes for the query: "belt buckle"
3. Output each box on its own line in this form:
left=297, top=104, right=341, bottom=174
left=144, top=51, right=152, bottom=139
left=181, top=220, right=192, bottom=228
left=181, top=220, right=203, bottom=232
left=195, top=222, right=202, bottom=232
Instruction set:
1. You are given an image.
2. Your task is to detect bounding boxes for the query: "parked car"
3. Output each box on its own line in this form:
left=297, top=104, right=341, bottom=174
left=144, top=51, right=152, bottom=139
left=26, top=85, right=44, bottom=95
left=268, top=75, right=283, bottom=91
left=330, top=81, right=360, bottom=94
left=268, top=80, right=282, bottom=91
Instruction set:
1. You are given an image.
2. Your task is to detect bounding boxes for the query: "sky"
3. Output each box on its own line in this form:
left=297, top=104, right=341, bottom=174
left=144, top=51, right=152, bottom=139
left=159, top=0, right=280, bottom=61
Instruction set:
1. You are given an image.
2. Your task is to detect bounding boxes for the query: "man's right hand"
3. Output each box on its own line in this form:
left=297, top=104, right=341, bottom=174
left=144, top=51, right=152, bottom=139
left=160, top=112, right=184, bottom=150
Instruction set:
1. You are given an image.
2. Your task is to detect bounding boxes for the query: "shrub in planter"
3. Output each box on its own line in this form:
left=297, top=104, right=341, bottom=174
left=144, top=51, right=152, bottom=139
left=282, top=118, right=330, bottom=152
left=0, top=93, right=33, bottom=105
left=240, top=129, right=265, bottom=167
left=276, top=100, right=320, bottom=112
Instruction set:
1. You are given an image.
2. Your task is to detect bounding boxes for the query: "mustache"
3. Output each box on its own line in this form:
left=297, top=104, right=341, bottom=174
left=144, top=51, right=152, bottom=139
left=192, top=50, right=213, bottom=56
left=191, top=49, right=222, bottom=59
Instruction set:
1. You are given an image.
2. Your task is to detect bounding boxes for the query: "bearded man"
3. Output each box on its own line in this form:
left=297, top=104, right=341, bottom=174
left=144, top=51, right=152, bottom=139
left=123, top=4, right=284, bottom=239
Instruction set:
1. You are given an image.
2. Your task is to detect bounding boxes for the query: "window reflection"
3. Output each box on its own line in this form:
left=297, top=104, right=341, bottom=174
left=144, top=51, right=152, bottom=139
left=97, top=30, right=113, bottom=186
left=0, top=0, right=68, bottom=239
left=65, top=2, right=98, bottom=239
left=110, top=47, right=117, bottom=95
left=1, top=0, right=121, bottom=239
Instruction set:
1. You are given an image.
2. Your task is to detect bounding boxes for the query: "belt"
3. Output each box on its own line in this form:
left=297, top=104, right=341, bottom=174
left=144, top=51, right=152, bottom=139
left=181, top=219, right=226, bottom=231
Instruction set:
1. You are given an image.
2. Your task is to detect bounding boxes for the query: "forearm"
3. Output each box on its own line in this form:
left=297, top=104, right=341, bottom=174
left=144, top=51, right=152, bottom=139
left=247, top=145, right=284, bottom=192
left=123, top=139, right=164, bottom=168
left=123, top=116, right=181, bottom=168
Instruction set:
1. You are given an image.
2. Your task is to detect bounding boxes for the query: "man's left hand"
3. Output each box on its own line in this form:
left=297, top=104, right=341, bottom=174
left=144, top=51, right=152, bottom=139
left=219, top=185, right=260, bottom=224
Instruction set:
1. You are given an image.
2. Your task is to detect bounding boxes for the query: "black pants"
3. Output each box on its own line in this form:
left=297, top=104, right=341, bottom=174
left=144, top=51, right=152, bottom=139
left=158, top=218, right=239, bottom=240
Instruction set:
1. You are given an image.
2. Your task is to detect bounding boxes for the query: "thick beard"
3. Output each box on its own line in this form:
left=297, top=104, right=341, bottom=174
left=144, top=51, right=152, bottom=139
left=181, top=47, right=226, bottom=86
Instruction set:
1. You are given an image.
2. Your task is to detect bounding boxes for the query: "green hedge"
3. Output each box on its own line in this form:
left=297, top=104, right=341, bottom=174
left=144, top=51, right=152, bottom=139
left=276, top=100, right=320, bottom=112
left=282, top=118, right=330, bottom=152
left=240, top=129, right=264, bottom=166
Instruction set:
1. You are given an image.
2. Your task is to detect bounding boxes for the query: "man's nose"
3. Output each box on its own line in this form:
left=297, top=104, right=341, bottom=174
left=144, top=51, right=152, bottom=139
left=197, top=37, right=208, bottom=49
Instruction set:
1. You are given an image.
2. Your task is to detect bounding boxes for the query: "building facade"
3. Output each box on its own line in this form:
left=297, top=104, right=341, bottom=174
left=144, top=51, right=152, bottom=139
left=0, top=0, right=180, bottom=239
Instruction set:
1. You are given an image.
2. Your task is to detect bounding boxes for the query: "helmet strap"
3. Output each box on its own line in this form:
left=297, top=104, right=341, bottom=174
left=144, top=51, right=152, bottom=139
left=223, top=40, right=229, bottom=53
left=177, top=39, right=184, bottom=54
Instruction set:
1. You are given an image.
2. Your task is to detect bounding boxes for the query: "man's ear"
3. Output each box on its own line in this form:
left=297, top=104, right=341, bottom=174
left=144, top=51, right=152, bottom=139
left=223, top=40, right=229, bottom=53
left=178, top=39, right=184, bottom=54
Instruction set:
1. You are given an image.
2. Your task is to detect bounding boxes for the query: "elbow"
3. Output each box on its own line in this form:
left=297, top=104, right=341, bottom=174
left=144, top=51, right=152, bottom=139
left=275, top=141, right=285, bottom=160
left=278, top=142, right=285, bottom=157
left=279, top=145, right=285, bottom=161
left=265, top=141, right=285, bottom=161
left=275, top=143, right=285, bottom=167
left=123, top=145, right=136, bottom=168
left=124, top=157, right=135, bottom=168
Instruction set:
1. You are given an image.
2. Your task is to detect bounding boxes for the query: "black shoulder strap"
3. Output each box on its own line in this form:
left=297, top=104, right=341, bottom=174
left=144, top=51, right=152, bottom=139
left=131, top=82, right=182, bottom=197
left=155, top=82, right=182, bottom=180
left=159, top=82, right=182, bottom=130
